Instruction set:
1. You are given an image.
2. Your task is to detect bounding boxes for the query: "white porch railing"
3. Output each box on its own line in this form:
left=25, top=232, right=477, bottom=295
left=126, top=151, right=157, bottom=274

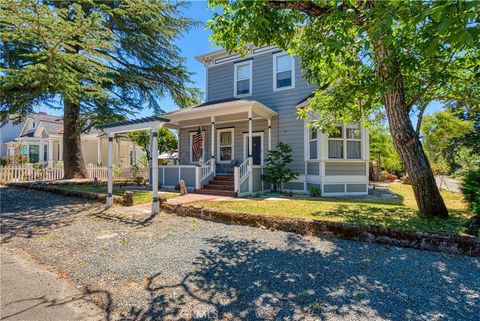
left=0, top=165, right=64, bottom=183
left=234, top=158, right=250, bottom=193
left=86, top=164, right=108, bottom=180
left=86, top=164, right=145, bottom=180
left=194, top=158, right=216, bottom=190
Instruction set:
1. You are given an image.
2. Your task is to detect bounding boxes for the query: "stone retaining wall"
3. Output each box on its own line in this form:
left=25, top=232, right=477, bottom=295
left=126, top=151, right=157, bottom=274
left=164, top=203, right=480, bottom=257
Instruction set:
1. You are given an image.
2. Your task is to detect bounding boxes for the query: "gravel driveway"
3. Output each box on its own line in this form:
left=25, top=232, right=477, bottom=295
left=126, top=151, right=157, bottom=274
left=1, top=187, right=479, bottom=321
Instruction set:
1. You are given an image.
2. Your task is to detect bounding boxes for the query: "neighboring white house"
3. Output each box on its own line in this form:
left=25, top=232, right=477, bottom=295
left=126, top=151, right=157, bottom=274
left=1, top=112, right=143, bottom=168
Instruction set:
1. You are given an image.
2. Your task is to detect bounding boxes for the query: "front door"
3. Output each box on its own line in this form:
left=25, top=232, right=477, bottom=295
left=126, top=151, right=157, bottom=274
left=244, top=133, right=263, bottom=165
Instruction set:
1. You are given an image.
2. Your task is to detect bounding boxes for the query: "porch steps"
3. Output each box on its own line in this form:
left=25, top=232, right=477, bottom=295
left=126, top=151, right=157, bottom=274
left=195, top=175, right=237, bottom=197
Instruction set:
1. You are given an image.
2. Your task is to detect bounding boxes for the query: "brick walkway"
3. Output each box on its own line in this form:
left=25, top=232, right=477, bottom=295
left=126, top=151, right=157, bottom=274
left=166, top=193, right=234, bottom=205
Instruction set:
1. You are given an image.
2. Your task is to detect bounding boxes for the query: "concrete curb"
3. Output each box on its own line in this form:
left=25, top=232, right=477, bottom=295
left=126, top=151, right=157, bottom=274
left=163, top=203, right=480, bottom=257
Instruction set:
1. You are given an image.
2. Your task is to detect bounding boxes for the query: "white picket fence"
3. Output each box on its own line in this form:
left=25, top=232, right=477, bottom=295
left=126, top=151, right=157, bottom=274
left=0, top=164, right=147, bottom=183
left=0, top=165, right=64, bottom=182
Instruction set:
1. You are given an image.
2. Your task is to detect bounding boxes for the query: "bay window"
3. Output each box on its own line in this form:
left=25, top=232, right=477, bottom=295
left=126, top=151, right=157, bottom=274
left=309, top=128, right=318, bottom=160
left=328, top=124, right=362, bottom=160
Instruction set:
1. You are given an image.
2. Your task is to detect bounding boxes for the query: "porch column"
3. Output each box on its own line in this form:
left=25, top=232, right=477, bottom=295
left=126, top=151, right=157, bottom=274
left=97, top=137, right=102, bottom=165
left=47, top=139, right=54, bottom=167
left=59, top=141, right=63, bottom=161
left=267, top=118, right=272, bottom=151
left=248, top=109, right=253, bottom=194
left=151, top=126, right=159, bottom=214
left=211, top=116, right=215, bottom=174
left=106, top=134, right=114, bottom=207
left=39, top=140, right=44, bottom=163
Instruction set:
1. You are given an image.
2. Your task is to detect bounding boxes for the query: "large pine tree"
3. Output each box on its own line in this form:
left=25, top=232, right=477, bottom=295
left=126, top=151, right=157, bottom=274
left=0, top=0, right=200, bottom=178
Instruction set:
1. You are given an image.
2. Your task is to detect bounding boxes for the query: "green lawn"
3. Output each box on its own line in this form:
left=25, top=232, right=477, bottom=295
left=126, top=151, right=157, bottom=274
left=50, top=184, right=179, bottom=205
left=192, top=183, right=471, bottom=235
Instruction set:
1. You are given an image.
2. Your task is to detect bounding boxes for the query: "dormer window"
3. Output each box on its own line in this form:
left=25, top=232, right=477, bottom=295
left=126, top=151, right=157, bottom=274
left=234, top=60, right=252, bottom=97
left=273, top=52, right=295, bottom=91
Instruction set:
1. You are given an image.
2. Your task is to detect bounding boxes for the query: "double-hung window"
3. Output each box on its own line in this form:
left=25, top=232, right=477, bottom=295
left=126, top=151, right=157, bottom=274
left=28, top=145, right=39, bottom=163
left=327, top=124, right=362, bottom=159
left=273, top=53, right=295, bottom=90
left=217, top=128, right=234, bottom=162
left=234, top=61, right=252, bottom=96
left=309, top=128, right=318, bottom=160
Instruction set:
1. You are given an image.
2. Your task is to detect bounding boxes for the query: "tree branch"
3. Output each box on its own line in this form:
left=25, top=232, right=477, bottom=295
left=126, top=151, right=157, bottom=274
left=267, top=1, right=332, bottom=17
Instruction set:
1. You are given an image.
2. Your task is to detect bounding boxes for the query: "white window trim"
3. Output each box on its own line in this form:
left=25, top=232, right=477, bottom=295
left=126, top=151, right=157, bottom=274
left=217, top=128, right=235, bottom=163
left=308, top=128, right=318, bottom=160
left=243, top=132, right=264, bottom=165
left=233, top=60, right=253, bottom=97
left=327, top=124, right=363, bottom=160
left=189, top=131, right=205, bottom=164
left=273, top=52, right=295, bottom=91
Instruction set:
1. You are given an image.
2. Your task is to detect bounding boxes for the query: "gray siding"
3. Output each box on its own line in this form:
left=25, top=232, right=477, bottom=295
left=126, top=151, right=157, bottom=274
left=283, top=182, right=304, bottom=191
left=346, top=184, right=367, bottom=193
left=307, top=163, right=319, bottom=175
left=252, top=167, right=263, bottom=192
left=324, top=184, right=345, bottom=193
left=207, top=52, right=315, bottom=173
left=325, top=162, right=366, bottom=176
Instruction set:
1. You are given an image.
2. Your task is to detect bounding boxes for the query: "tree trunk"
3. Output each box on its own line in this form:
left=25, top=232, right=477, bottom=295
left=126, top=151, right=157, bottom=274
left=372, top=35, right=449, bottom=218
left=63, top=100, right=87, bottom=179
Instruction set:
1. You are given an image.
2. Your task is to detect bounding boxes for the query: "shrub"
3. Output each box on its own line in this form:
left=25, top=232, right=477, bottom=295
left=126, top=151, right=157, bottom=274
left=462, top=170, right=480, bottom=215
left=309, top=186, right=320, bottom=197
left=261, top=142, right=298, bottom=192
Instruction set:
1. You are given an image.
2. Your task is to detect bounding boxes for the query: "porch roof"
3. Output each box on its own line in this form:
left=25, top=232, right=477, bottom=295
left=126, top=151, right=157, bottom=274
left=164, top=98, right=277, bottom=127
left=97, top=115, right=170, bottom=134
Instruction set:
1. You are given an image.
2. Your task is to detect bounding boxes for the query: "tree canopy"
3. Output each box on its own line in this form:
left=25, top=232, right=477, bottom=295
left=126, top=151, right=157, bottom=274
left=128, top=128, right=178, bottom=161
left=0, top=0, right=201, bottom=124
left=207, top=0, right=479, bottom=218
left=421, top=110, right=475, bottom=174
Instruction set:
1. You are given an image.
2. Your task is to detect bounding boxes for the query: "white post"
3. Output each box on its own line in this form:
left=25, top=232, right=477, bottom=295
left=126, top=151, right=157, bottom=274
left=97, top=137, right=102, bottom=165
left=234, top=166, right=240, bottom=193
left=151, top=126, right=159, bottom=214
left=39, top=141, right=44, bottom=163
left=248, top=109, right=253, bottom=194
left=47, top=139, right=54, bottom=168
left=59, top=141, right=63, bottom=161
left=195, top=166, right=201, bottom=190
left=106, top=133, right=114, bottom=207
left=211, top=115, right=216, bottom=175
left=267, top=118, right=272, bottom=151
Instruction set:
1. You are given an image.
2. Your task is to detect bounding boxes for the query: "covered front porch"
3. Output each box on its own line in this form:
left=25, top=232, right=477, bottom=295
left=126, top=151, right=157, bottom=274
left=163, top=98, right=278, bottom=196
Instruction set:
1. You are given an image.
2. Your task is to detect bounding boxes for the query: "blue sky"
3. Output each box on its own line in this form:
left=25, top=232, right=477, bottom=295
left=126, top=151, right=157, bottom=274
left=37, top=0, right=442, bottom=125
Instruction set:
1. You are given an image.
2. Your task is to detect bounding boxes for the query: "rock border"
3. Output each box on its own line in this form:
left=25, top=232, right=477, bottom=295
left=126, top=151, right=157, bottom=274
left=163, top=203, right=480, bottom=257
left=8, top=182, right=124, bottom=204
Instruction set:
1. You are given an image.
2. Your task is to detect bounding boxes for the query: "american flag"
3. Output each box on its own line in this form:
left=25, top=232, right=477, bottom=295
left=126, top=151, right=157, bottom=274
left=192, top=128, right=203, bottom=158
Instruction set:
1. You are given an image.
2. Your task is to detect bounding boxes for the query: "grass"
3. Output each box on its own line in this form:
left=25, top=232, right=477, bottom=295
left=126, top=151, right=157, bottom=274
left=192, top=183, right=471, bottom=235
left=50, top=183, right=179, bottom=205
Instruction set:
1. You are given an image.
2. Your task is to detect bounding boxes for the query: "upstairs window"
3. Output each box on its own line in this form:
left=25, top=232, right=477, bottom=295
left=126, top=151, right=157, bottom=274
left=328, top=124, right=362, bottom=159
left=309, top=128, right=318, bottom=160
left=273, top=53, right=295, bottom=90
left=234, top=61, right=252, bottom=96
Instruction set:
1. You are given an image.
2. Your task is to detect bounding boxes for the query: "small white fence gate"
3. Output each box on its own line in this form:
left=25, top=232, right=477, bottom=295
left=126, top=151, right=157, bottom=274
left=0, top=165, right=64, bottom=182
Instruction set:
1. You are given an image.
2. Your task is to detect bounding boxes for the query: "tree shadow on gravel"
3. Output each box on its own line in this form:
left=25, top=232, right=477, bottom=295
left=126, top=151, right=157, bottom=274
left=0, top=187, right=103, bottom=243
left=116, top=235, right=479, bottom=321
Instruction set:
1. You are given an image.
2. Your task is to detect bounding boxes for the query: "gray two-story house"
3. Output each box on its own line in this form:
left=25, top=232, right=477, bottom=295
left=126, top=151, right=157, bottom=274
left=99, top=46, right=370, bottom=199
left=158, top=46, right=369, bottom=197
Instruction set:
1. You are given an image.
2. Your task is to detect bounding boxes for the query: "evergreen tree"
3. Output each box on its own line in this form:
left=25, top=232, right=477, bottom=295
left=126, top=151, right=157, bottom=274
left=0, top=0, right=201, bottom=178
